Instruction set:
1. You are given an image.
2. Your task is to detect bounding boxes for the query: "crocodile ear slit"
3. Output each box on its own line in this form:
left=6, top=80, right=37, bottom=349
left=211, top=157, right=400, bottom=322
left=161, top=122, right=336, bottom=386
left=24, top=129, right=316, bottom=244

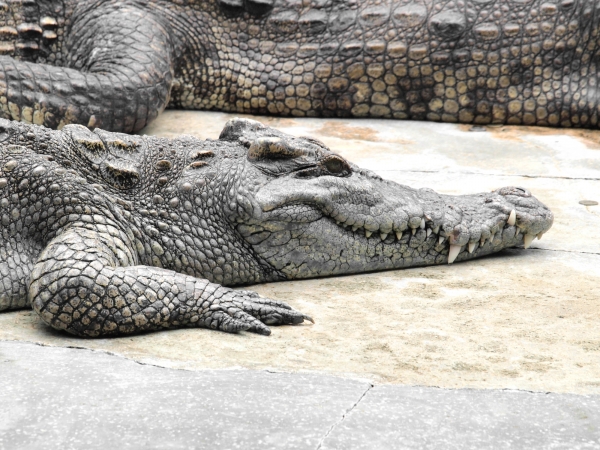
left=63, top=124, right=106, bottom=162
left=247, top=137, right=303, bottom=161
left=102, top=161, right=140, bottom=190
left=219, top=118, right=270, bottom=143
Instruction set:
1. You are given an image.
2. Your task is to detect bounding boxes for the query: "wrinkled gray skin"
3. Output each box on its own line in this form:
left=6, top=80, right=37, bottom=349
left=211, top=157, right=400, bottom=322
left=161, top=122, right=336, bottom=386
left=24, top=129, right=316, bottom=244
left=0, top=117, right=553, bottom=337
left=0, top=0, right=598, bottom=132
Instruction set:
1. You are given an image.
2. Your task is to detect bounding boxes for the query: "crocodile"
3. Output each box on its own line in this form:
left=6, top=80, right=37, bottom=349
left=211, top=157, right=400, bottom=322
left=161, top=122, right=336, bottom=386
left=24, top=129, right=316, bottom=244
left=0, top=0, right=598, bottom=133
left=0, top=117, right=553, bottom=337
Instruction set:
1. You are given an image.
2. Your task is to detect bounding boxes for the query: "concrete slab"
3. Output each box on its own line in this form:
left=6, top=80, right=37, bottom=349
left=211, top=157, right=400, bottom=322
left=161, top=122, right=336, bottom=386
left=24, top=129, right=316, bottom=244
left=1, top=111, right=599, bottom=395
left=0, top=341, right=370, bottom=450
left=2, top=341, right=598, bottom=450
left=321, top=385, right=600, bottom=450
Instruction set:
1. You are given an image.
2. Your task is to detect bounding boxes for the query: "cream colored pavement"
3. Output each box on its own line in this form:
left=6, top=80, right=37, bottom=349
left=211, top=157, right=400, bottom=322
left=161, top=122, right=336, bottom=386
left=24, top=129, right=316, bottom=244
left=1, top=111, right=599, bottom=394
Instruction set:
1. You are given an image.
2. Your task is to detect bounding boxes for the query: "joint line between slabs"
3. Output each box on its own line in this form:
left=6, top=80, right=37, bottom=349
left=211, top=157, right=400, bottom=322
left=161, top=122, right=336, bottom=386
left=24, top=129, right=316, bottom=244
left=316, top=383, right=374, bottom=450
left=374, top=169, right=600, bottom=181
left=531, top=248, right=600, bottom=256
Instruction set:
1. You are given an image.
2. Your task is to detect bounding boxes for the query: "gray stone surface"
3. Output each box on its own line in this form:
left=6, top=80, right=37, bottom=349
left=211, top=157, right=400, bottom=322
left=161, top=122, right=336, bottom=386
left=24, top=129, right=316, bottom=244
left=2, top=341, right=599, bottom=450
left=0, top=341, right=370, bottom=450
left=322, top=386, right=600, bottom=450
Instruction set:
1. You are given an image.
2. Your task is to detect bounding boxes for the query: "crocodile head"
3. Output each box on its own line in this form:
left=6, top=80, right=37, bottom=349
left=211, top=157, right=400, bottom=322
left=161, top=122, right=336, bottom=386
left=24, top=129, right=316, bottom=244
left=214, top=118, right=554, bottom=280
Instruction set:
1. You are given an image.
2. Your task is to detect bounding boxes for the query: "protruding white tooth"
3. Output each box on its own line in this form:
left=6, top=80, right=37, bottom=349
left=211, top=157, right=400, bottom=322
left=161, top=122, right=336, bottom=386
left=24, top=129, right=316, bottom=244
left=468, top=242, right=476, bottom=254
left=480, top=238, right=485, bottom=246
left=489, top=232, right=496, bottom=243
left=395, top=231, right=403, bottom=240
left=365, top=230, right=372, bottom=238
left=412, top=227, right=416, bottom=236
left=515, top=228, right=520, bottom=237
left=426, top=228, right=432, bottom=237
left=336, top=220, right=342, bottom=225
left=380, top=233, right=388, bottom=241
left=448, top=244, right=461, bottom=264
left=537, top=232, right=544, bottom=240
left=508, top=210, right=516, bottom=226
left=523, top=234, right=535, bottom=249
left=420, top=218, right=425, bottom=229
left=439, top=236, right=445, bottom=245
left=352, top=226, right=359, bottom=232
left=433, top=226, right=440, bottom=234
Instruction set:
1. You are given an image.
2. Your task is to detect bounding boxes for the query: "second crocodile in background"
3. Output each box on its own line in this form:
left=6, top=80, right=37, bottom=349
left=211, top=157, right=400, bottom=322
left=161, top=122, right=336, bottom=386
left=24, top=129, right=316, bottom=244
left=0, top=0, right=599, bottom=132
left=0, top=117, right=553, bottom=337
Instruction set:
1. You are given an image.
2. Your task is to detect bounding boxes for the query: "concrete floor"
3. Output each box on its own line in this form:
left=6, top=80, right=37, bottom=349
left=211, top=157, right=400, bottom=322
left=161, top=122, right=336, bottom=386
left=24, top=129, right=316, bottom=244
left=2, top=111, right=600, bottom=447
left=2, top=341, right=599, bottom=450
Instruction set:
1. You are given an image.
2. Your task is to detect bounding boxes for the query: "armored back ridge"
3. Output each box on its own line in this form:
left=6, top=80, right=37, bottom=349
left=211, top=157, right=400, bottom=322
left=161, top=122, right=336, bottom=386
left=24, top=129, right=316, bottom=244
left=0, top=0, right=598, bottom=132
left=0, top=118, right=553, bottom=337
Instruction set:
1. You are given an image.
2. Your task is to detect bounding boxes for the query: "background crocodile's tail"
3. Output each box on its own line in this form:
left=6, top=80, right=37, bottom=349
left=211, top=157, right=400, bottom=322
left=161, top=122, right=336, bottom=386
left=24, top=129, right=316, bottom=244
left=0, top=2, right=174, bottom=133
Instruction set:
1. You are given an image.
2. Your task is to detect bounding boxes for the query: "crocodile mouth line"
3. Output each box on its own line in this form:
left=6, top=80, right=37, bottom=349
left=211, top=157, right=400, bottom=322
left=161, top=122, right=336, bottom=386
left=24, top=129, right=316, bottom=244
left=326, top=208, right=543, bottom=264
left=267, top=202, right=542, bottom=264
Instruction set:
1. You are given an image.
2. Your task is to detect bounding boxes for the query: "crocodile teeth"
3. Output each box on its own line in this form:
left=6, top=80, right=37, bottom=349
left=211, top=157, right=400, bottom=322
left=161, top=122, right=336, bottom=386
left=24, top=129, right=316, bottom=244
left=411, top=227, right=416, bottom=236
left=433, top=226, right=440, bottom=234
left=439, top=236, right=445, bottom=245
left=426, top=228, right=432, bottom=237
left=523, top=234, right=535, bottom=249
left=489, top=232, right=496, bottom=243
left=420, top=219, right=425, bottom=229
left=448, top=245, right=461, bottom=264
left=480, top=237, right=485, bottom=246
left=508, top=210, right=516, bottom=226
left=365, top=230, right=372, bottom=238
left=395, top=231, right=403, bottom=240
left=468, top=242, right=476, bottom=254
left=515, top=228, right=520, bottom=237
left=352, top=226, right=359, bottom=232
left=537, top=232, right=544, bottom=240
left=380, top=233, right=388, bottom=241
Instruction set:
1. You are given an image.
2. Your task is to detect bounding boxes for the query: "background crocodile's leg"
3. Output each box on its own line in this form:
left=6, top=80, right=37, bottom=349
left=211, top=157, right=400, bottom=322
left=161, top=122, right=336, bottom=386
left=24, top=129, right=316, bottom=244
left=29, top=228, right=309, bottom=337
left=0, top=3, right=174, bottom=133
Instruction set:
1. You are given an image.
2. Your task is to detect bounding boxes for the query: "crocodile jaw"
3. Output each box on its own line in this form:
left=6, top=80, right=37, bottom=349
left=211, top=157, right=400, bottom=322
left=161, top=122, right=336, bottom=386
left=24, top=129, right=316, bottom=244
left=239, top=171, right=553, bottom=279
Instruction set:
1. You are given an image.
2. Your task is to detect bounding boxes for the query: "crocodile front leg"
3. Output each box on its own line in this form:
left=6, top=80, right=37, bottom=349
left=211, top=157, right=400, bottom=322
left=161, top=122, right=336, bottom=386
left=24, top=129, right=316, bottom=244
left=29, top=228, right=310, bottom=337
left=0, top=3, right=174, bottom=133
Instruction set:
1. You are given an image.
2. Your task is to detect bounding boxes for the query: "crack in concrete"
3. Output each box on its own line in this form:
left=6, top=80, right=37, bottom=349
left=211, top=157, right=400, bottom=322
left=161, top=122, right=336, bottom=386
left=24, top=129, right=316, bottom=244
left=375, top=169, right=600, bottom=181
left=316, top=383, right=374, bottom=450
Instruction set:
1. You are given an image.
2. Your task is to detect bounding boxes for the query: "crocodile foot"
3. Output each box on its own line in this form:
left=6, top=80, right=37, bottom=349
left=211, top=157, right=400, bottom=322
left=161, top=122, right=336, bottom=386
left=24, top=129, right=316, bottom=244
left=210, top=289, right=313, bottom=336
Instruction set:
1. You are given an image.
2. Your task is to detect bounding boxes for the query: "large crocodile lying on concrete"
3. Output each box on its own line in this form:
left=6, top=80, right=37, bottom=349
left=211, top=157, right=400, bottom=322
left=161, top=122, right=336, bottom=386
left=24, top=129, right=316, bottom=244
left=0, top=117, right=553, bottom=337
left=0, top=0, right=597, bottom=132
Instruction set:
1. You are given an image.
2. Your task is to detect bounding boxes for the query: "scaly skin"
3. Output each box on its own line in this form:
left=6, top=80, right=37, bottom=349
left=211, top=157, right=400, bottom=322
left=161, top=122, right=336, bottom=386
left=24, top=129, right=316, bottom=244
left=0, top=117, right=553, bottom=337
left=0, top=0, right=598, bottom=132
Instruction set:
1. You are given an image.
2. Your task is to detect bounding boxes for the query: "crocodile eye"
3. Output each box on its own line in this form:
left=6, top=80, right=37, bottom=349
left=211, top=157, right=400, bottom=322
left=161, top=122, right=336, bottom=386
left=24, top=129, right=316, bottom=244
left=323, top=155, right=351, bottom=175
left=325, top=158, right=343, bottom=173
